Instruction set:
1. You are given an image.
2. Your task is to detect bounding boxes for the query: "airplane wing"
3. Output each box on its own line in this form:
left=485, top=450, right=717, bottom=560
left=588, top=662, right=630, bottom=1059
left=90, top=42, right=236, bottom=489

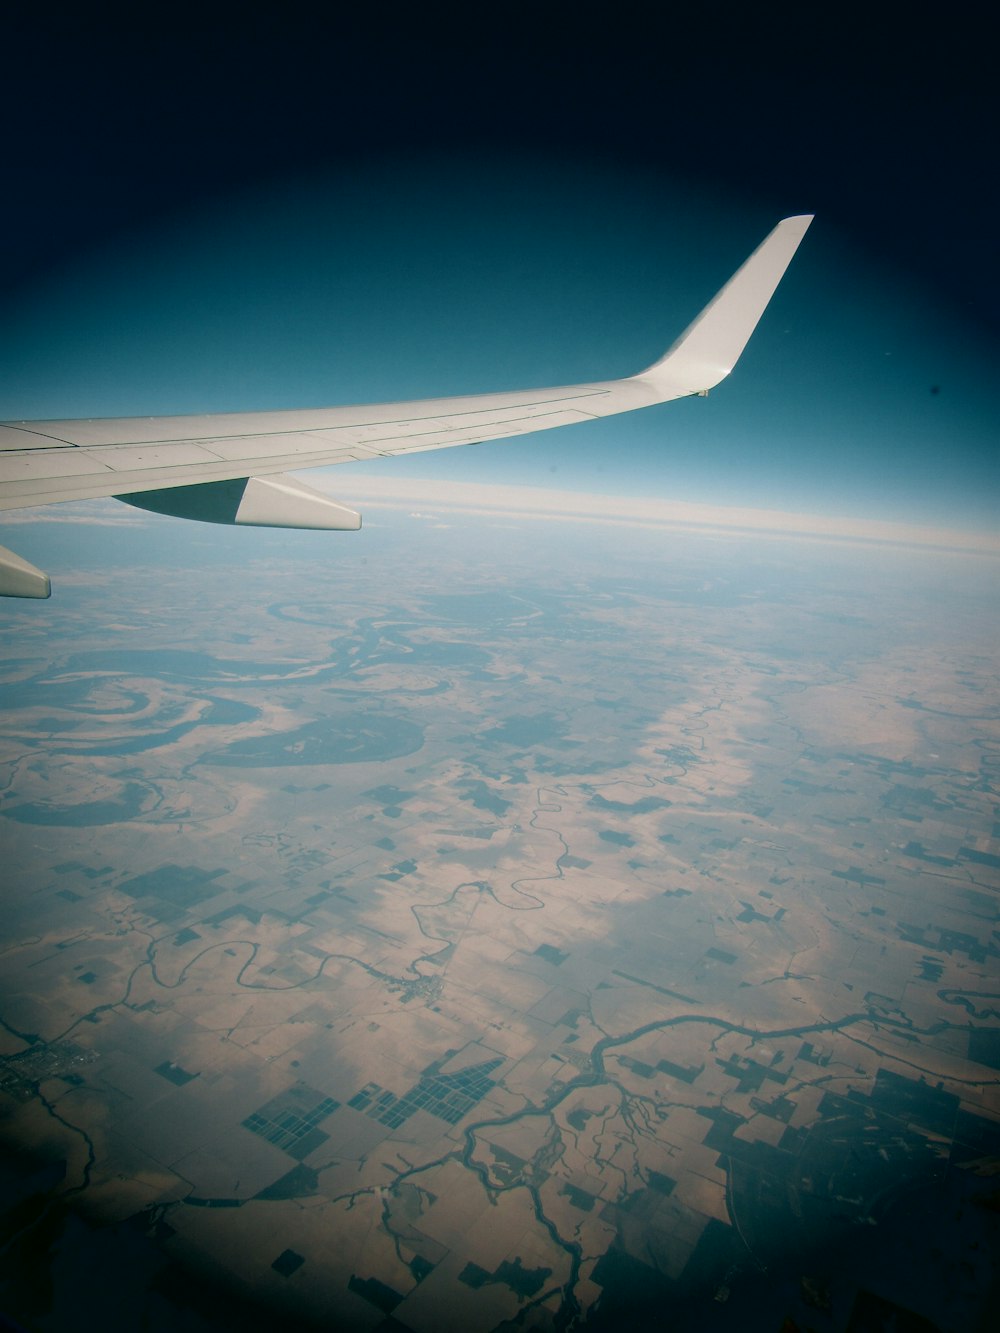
left=0, top=215, right=812, bottom=597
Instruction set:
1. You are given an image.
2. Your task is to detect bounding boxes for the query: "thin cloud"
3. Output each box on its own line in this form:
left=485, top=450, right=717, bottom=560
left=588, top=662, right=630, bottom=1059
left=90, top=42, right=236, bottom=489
left=0, top=498, right=152, bottom=527
left=4, top=480, right=995, bottom=557
left=314, top=475, right=1000, bottom=557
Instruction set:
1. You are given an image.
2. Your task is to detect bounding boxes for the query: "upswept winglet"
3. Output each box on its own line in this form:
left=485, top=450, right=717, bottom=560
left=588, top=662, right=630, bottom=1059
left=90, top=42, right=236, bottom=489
left=633, top=215, right=813, bottom=398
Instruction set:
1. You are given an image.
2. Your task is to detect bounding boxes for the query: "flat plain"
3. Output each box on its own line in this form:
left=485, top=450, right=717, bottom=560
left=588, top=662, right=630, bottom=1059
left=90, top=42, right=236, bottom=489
left=1, top=511, right=998, bottom=1330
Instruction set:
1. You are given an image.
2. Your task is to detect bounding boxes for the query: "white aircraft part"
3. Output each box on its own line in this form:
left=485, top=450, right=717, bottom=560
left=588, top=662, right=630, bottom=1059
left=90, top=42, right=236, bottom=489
left=235, top=475, right=361, bottom=529
left=638, top=213, right=813, bottom=394
left=0, top=544, right=51, bottom=598
left=0, top=216, right=812, bottom=594
left=119, top=473, right=362, bottom=530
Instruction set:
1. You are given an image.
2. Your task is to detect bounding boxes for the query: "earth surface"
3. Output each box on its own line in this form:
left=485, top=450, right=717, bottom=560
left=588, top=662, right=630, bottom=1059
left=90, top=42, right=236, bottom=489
left=1, top=501, right=997, bottom=1331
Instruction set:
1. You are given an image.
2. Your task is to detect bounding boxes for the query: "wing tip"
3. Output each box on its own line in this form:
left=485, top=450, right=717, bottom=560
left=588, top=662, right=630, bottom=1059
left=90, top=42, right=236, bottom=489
left=634, top=214, right=814, bottom=395
left=778, top=213, right=815, bottom=237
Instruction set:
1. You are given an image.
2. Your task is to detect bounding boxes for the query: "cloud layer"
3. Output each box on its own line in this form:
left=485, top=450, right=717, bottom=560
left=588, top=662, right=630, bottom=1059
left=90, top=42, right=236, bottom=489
left=311, top=474, right=1000, bottom=556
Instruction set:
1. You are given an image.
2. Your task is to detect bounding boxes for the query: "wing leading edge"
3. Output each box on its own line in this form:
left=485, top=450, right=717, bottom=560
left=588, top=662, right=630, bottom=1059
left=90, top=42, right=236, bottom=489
left=0, top=215, right=812, bottom=597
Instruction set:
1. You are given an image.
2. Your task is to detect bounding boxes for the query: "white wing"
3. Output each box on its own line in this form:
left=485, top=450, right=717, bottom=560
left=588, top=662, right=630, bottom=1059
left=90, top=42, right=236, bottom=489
left=0, top=215, right=812, bottom=596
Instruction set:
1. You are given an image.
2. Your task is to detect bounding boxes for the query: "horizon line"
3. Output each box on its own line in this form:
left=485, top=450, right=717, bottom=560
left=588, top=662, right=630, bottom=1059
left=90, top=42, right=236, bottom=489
left=307, top=474, right=1000, bottom=557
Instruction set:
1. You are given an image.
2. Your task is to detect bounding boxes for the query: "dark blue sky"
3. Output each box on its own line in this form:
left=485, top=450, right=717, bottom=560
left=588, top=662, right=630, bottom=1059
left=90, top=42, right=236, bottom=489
left=2, top=5, right=997, bottom=529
